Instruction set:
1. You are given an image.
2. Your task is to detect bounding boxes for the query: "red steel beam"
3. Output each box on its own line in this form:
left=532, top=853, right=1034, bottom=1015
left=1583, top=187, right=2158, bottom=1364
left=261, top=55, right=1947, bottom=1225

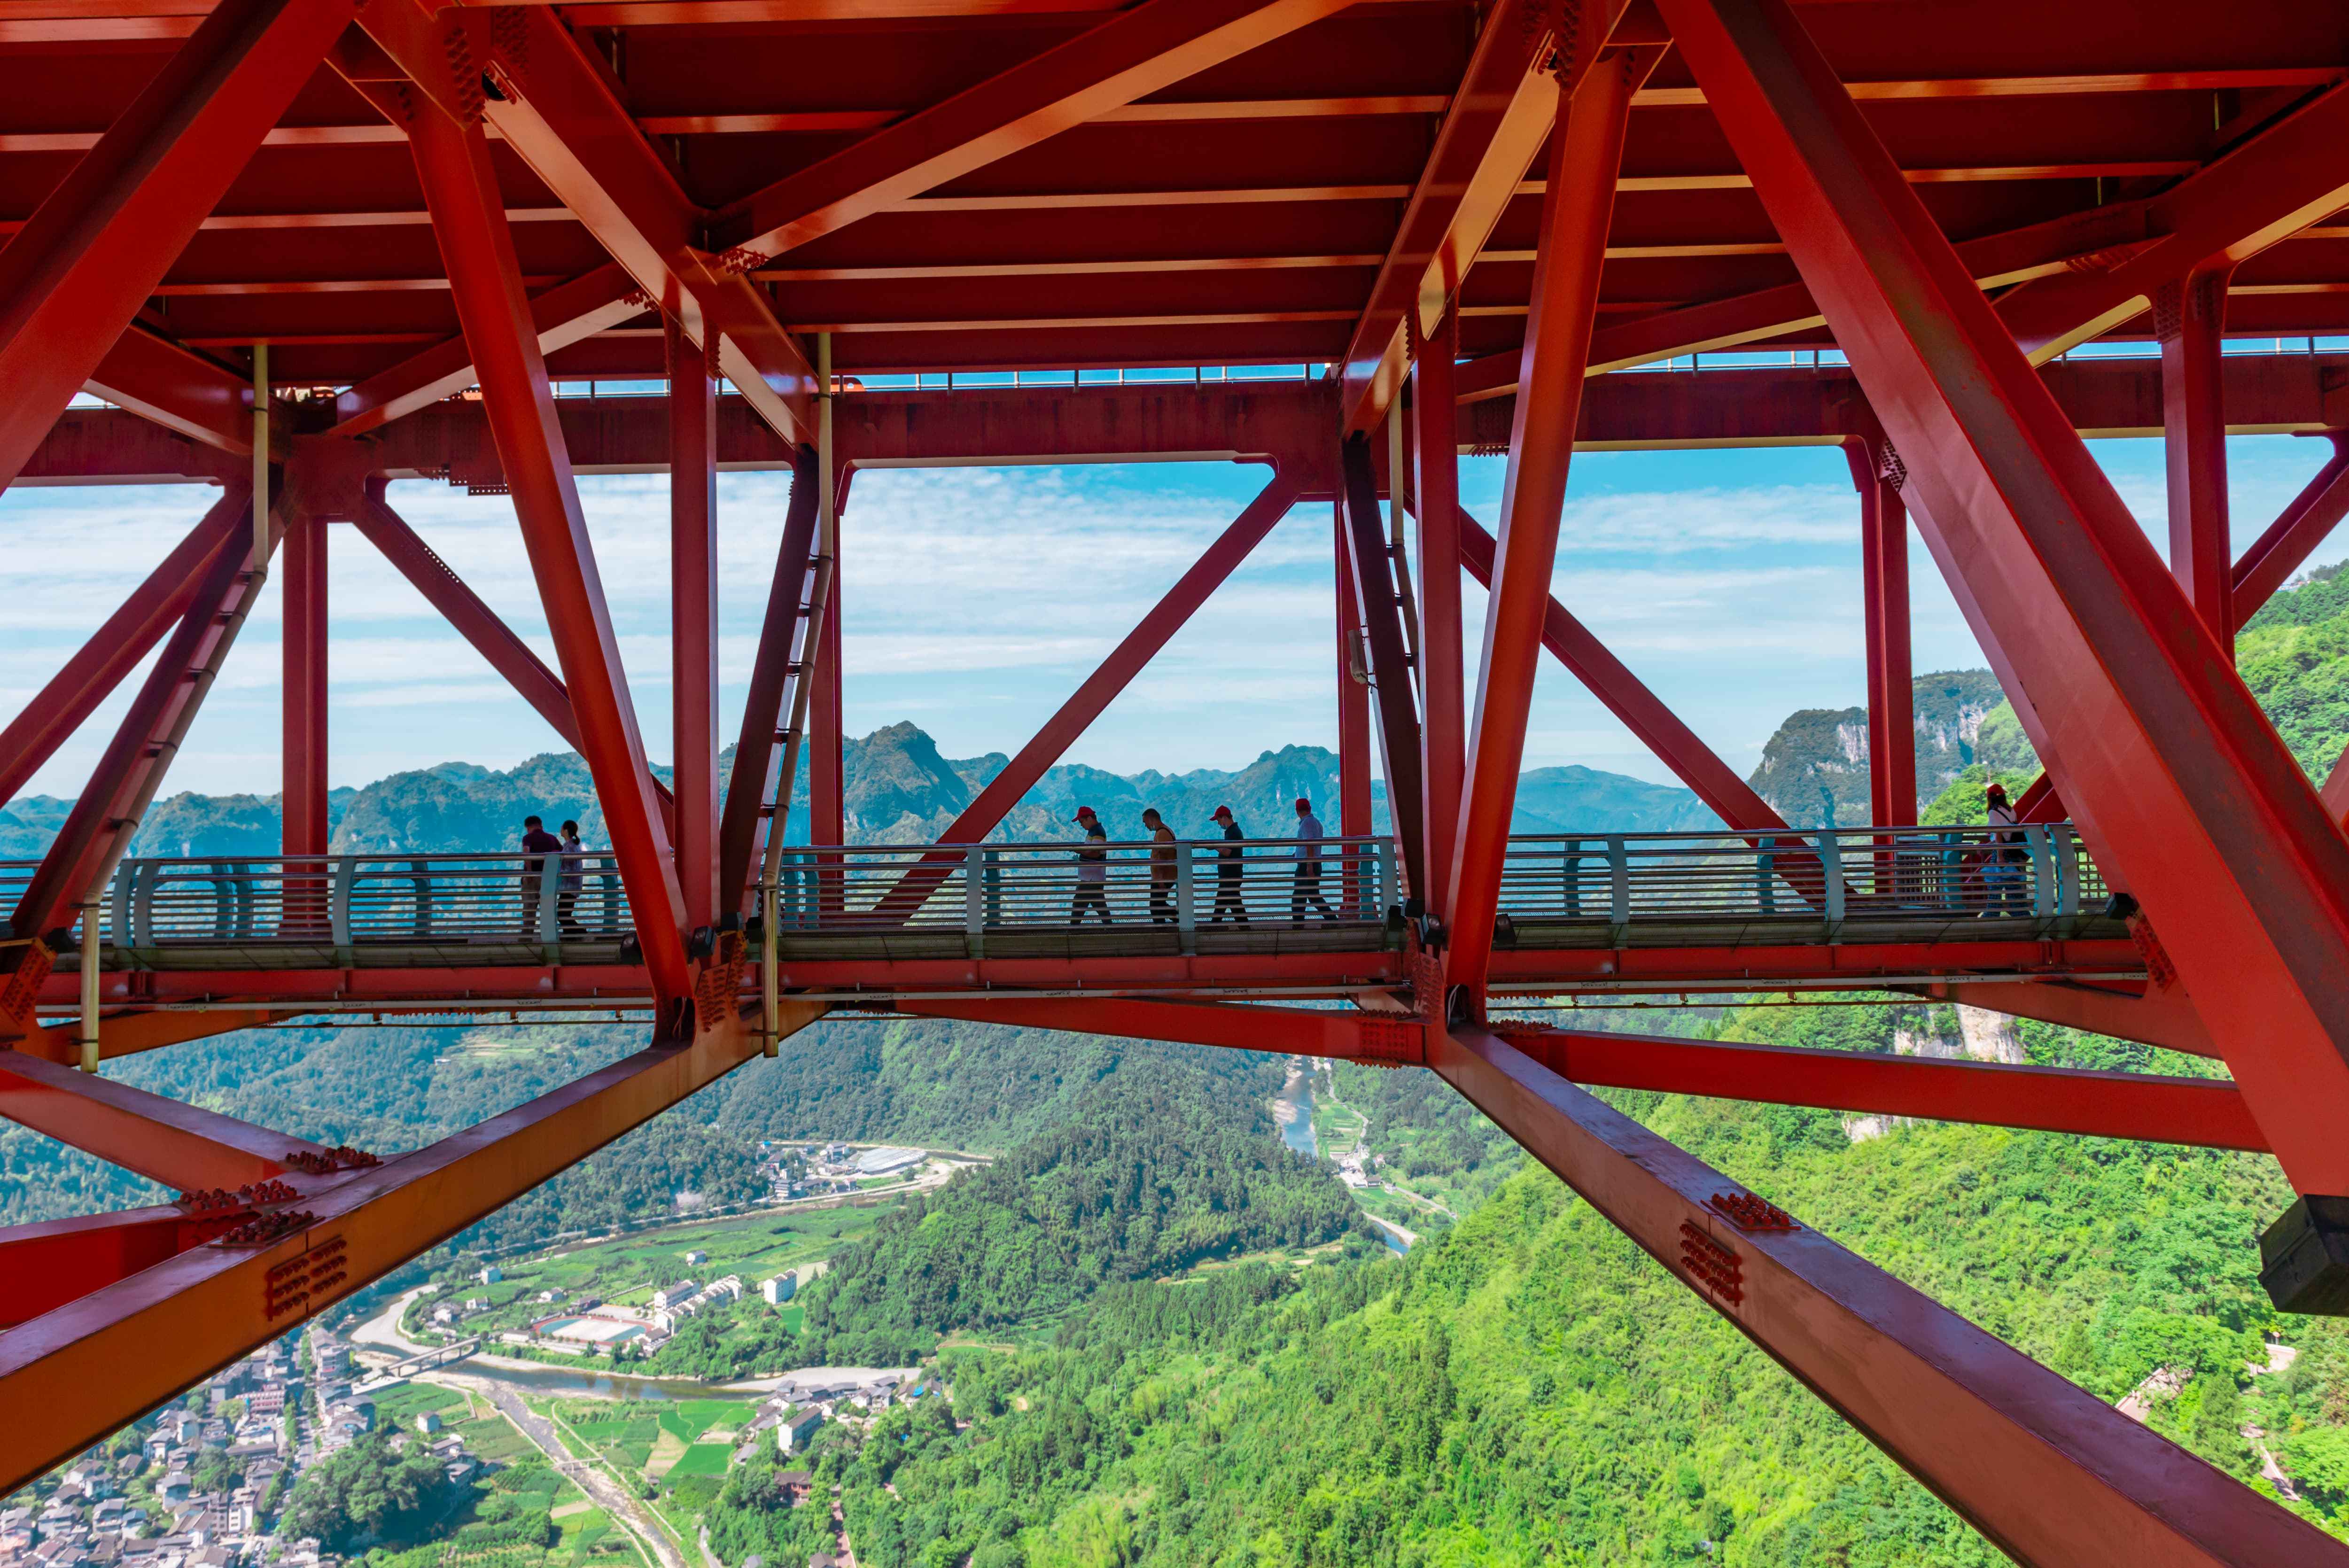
left=1431, top=1025, right=2338, bottom=1567
left=1414, top=316, right=1466, bottom=919
left=0, top=484, right=247, bottom=812
left=1333, top=505, right=1374, bottom=842
left=1914, top=979, right=2219, bottom=1062
left=0, top=0, right=351, bottom=490
left=16, top=1008, right=291, bottom=1068
left=1335, top=0, right=1581, bottom=432
left=351, top=496, right=579, bottom=752
left=9, top=501, right=272, bottom=949
left=1457, top=510, right=1789, bottom=836
left=404, top=97, right=692, bottom=1013
left=86, top=327, right=261, bottom=456
left=0, top=1051, right=334, bottom=1191
left=811, top=553, right=844, bottom=854
left=0, top=1208, right=200, bottom=1333
left=718, top=445, right=821, bottom=916
left=1657, top=0, right=2349, bottom=1195
left=280, top=511, right=330, bottom=859
left=1339, top=438, right=1427, bottom=900
left=1996, top=81, right=2349, bottom=362
left=330, top=264, right=645, bottom=439
left=1500, top=1024, right=2263, bottom=1151
left=1448, top=53, right=1644, bottom=1000
left=2158, top=270, right=2236, bottom=647
left=2233, top=432, right=2349, bottom=616
left=0, top=998, right=825, bottom=1494
left=875, top=473, right=1299, bottom=911
left=1847, top=429, right=1916, bottom=824
left=710, top=0, right=1359, bottom=264
left=669, top=316, right=720, bottom=931
left=894, top=995, right=1396, bottom=1061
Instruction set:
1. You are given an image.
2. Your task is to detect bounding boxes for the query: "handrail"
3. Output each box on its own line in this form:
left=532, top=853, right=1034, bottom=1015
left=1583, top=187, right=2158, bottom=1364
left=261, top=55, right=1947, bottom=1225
left=0, top=823, right=2109, bottom=956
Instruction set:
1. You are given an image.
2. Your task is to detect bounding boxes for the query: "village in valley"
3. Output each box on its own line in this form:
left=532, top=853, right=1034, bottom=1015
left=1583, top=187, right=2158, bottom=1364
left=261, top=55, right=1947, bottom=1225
left=0, top=1142, right=975, bottom=1568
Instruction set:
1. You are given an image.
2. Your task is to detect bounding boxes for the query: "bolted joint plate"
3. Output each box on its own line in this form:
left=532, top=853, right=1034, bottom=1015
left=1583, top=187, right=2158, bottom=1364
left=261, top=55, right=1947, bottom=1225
left=2261, top=1195, right=2349, bottom=1315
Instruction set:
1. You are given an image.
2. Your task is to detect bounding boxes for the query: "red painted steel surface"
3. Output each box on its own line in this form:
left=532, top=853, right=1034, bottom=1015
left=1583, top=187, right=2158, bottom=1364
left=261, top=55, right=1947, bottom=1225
left=717, top=445, right=820, bottom=916
left=1847, top=428, right=1915, bottom=824
left=1657, top=0, right=2349, bottom=1197
left=1413, top=315, right=1466, bottom=919
left=280, top=510, right=330, bottom=859
left=1449, top=53, right=1641, bottom=1000
left=2159, top=269, right=2237, bottom=647
left=669, top=315, right=720, bottom=928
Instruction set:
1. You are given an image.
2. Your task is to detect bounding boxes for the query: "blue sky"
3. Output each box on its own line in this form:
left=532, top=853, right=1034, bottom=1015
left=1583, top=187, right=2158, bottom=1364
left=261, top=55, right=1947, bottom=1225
left=1, top=424, right=2339, bottom=803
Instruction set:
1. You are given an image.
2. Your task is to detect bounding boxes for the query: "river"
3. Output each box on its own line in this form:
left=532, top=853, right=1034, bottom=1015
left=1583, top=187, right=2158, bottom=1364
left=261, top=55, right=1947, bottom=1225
left=1274, top=1069, right=1317, bottom=1156
left=446, top=1358, right=746, bottom=1403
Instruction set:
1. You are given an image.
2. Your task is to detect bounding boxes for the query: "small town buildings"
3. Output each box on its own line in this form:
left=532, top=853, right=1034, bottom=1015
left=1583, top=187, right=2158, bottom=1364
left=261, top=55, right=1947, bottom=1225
left=414, top=1413, right=441, bottom=1435
left=477, top=1266, right=503, bottom=1285
left=760, top=1275, right=796, bottom=1306
left=774, top=1408, right=822, bottom=1455
left=682, top=1250, right=707, bottom=1266
left=650, top=1282, right=699, bottom=1312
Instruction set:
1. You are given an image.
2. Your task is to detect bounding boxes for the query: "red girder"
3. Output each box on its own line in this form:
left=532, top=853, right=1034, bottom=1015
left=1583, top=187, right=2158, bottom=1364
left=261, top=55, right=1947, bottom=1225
left=717, top=444, right=821, bottom=916
left=1847, top=425, right=1916, bottom=825
left=1657, top=0, right=2349, bottom=1196
left=1412, top=315, right=1466, bottom=920
left=404, top=95, right=692, bottom=1013
left=1449, top=51, right=1644, bottom=1001
left=0, top=0, right=350, bottom=490
left=669, top=315, right=720, bottom=930
left=0, top=1050, right=333, bottom=1190
left=1339, top=438, right=1427, bottom=899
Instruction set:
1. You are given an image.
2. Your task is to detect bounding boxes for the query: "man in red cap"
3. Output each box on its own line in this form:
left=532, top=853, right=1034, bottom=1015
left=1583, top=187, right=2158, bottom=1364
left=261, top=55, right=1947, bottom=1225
left=1291, top=796, right=1334, bottom=925
left=1208, top=805, right=1249, bottom=927
left=1069, top=806, right=1112, bottom=925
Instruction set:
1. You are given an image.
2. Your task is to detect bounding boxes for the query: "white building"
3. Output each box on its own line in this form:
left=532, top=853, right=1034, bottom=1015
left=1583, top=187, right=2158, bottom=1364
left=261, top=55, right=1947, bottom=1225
left=849, top=1146, right=926, bottom=1178
left=651, top=1281, right=700, bottom=1312
left=775, top=1407, right=822, bottom=1454
left=682, top=1250, right=707, bottom=1266
left=759, top=1275, right=796, bottom=1306
left=477, top=1266, right=503, bottom=1285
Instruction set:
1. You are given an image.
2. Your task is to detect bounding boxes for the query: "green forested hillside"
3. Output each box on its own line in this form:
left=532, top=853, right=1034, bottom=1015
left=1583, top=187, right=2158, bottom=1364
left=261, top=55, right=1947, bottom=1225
left=822, top=1000, right=2349, bottom=1568
left=797, top=1057, right=1364, bottom=1365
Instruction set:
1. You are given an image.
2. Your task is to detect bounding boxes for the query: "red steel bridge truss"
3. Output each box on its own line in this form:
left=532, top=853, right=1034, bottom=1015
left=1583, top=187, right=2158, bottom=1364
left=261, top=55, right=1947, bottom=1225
left=2, top=1, right=2349, bottom=1560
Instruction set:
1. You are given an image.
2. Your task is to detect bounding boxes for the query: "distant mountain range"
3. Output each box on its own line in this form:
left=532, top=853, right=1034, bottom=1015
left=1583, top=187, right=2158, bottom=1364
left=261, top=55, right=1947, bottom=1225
left=1746, top=669, right=2010, bottom=827
left=0, top=721, right=1719, bottom=861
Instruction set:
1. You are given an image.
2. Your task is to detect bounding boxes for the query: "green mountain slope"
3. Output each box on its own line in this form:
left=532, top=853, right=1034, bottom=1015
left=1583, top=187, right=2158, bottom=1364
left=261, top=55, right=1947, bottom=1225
left=796, top=1056, right=1363, bottom=1365
left=1746, top=669, right=2006, bottom=826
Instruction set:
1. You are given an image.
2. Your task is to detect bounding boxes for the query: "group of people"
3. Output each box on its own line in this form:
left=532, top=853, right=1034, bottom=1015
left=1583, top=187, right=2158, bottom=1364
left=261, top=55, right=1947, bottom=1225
left=517, top=815, right=592, bottom=937
left=1066, top=796, right=1338, bottom=929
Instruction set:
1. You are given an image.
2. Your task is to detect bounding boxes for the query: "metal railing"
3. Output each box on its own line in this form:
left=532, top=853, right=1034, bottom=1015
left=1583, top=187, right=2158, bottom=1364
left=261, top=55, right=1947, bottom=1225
left=0, top=822, right=2112, bottom=961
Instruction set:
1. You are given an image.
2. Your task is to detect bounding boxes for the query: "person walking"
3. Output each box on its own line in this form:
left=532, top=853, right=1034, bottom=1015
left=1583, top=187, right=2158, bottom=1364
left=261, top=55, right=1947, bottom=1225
left=519, top=814, right=560, bottom=934
left=1142, top=807, right=1177, bottom=925
left=1069, top=806, right=1112, bottom=925
left=557, top=819, right=587, bottom=938
left=1208, top=805, right=1249, bottom=927
left=1290, top=796, right=1334, bottom=925
left=1983, top=780, right=2026, bottom=915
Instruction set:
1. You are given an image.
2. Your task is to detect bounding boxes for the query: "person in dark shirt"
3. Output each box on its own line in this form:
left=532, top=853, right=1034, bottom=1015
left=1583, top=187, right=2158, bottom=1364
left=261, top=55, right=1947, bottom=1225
left=557, top=819, right=587, bottom=938
left=519, top=814, right=560, bottom=933
left=1290, top=796, right=1335, bottom=925
left=1069, top=806, right=1112, bottom=925
left=1208, top=805, right=1249, bottom=927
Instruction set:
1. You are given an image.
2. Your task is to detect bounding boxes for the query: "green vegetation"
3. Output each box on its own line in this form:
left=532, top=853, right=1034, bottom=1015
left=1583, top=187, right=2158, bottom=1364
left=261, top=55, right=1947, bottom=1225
left=282, top=1435, right=456, bottom=1552
left=795, top=1056, right=1365, bottom=1365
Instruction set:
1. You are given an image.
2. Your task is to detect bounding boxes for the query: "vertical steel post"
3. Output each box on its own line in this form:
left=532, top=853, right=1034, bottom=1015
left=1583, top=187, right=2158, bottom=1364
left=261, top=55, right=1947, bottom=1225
left=1335, top=504, right=1375, bottom=857
left=761, top=876, right=779, bottom=1057
left=668, top=315, right=720, bottom=930
left=1414, top=312, right=1466, bottom=920
left=281, top=507, right=328, bottom=858
left=2159, top=267, right=2236, bottom=650
left=1447, top=52, right=1639, bottom=1002
left=1851, top=433, right=1914, bottom=826
left=812, top=337, right=845, bottom=905
left=76, top=899, right=100, bottom=1072
left=252, top=343, right=271, bottom=572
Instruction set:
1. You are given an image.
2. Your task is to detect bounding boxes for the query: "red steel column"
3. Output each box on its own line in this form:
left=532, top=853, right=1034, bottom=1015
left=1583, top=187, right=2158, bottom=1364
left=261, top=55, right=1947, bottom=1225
left=404, top=101, right=691, bottom=1013
left=280, top=512, right=330, bottom=860
left=0, top=0, right=352, bottom=491
left=1848, top=434, right=1914, bottom=825
left=1335, top=504, right=1374, bottom=842
left=1655, top=0, right=2349, bottom=1199
left=812, top=530, right=845, bottom=854
left=1447, top=52, right=1639, bottom=1001
left=668, top=316, right=719, bottom=930
left=1413, top=314, right=1466, bottom=917
left=2158, top=267, right=2236, bottom=649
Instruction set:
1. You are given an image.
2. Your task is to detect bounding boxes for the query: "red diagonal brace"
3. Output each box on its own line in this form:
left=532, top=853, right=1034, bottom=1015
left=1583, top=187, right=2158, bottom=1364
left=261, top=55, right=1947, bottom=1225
left=1340, top=438, right=1428, bottom=901
left=1455, top=509, right=1788, bottom=835
left=0, top=0, right=352, bottom=491
left=874, top=473, right=1298, bottom=914
left=718, top=446, right=821, bottom=917
left=0, top=1052, right=335, bottom=1192
left=0, top=483, right=248, bottom=813
left=1657, top=0, right=2349, bottom=1195
left=2234, top=432, right=2349, bottom=622
left=1449, top=51, right=1645, bottom=1001
left=11, top=498, right=274, bottom=947
left=404, top=98, right=691, bottom=1015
